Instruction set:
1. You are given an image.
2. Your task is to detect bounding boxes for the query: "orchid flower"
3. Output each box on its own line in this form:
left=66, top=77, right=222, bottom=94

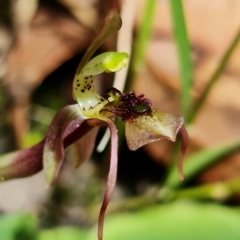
left=0, top=51, right=188, bottom=240
left=0, top=6, right=188, bottom=240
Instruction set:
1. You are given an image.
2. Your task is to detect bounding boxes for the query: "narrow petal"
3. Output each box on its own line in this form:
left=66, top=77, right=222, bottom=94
left=0, top=105, right=92, bottom=181
left=0, top=108, right=105, bottom=182
left=0, top=140, right=44, bottom=180
left=178, top=126, right=189, bottom=180
left=43, top=104, right=88, bottom=185
left=72, top=127, right=99, bottom=168
left=125, top=109, right=184, bottom=150
left=97, top=119, right=118, bottom=240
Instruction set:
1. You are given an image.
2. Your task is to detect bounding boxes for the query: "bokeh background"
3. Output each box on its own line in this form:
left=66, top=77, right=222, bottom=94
left=0, top=0, right=240, bottom=239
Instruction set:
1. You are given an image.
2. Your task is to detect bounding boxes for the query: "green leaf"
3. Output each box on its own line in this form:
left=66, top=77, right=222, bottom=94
left=0, top=213, right=38, bottom=240
left=175, top=178, right=240, bottom=201
left=38, top=227, right=88, bottom=240
left=87, top=201, right=240, bottom=240
left=188, top=27, right=240, bottom=123
left=169, top=0, right=193, bottom=119
left=131, top=0, right=156, bottom=73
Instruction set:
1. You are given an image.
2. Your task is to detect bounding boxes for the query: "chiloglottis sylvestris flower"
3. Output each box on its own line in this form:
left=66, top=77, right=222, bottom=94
left=0, top=52, right=188, bottom=240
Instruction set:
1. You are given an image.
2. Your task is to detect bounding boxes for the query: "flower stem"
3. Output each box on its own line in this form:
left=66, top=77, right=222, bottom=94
left=169, top=0, right=193, bottom=119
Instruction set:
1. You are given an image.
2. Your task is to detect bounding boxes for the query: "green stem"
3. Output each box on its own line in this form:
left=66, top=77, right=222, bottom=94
left=97, top=178, right=240, bottom=215
left=127, top=0, right=156, bottom=90
left=169, top=0, right=193, bottom=119
left=174, top=178, right=240, bottom=201
left=90, top=177, right=240, bottom=217
left=188, top=27, right=240, bottom=123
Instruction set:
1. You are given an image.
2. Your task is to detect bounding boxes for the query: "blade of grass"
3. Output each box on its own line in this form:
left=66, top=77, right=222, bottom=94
left=174, top=178, right=240, bottom=201
left=127, top=0, right=156, bottom=89
left=164, top=139, right=240, bottom=189
left=169, top=0, right=193, bottom=119
left=188, top=27, right=240, bottom=123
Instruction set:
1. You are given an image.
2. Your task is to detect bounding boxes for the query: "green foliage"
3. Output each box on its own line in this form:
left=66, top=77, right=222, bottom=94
left=0, top=213, right=38, bottom=240
left=165, top=0, right=240, bottom=201
left=0, top=213, right=89, bottom=240
left=87, top=201, right=240, bottom=240
left=165, top=139, right=240, bottom=189
left=38, top=227, right=88, bottom=240
left=131, top=0, right=156, bottom=75
left=169, top=0, right=193, bottom=119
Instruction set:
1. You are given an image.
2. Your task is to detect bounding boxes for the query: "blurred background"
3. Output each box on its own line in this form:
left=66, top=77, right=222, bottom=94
left=0, top=0, right=240, bottom=239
